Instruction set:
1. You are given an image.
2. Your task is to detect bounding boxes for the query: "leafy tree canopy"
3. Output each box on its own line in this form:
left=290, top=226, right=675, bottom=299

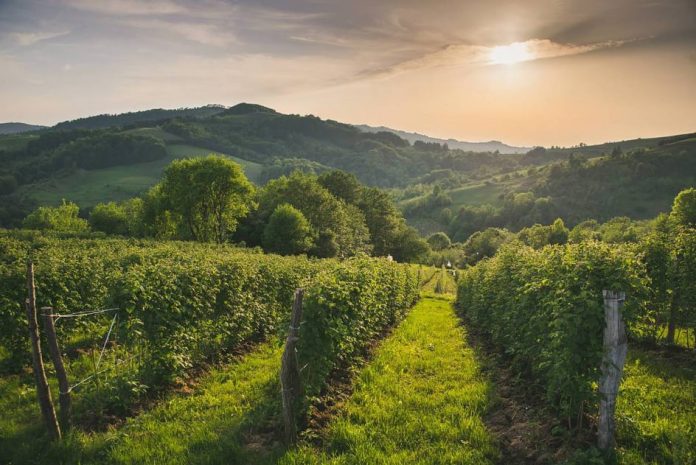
left=262, top=203, right=313, bottom=255
left=23, top=200, right=89, bottom=233
left=158, top=155, right=255, bottom=243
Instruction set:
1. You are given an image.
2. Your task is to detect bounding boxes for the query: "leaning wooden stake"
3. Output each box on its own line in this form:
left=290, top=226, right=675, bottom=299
left=598, top=290, right=627, bottom=451
left=25, top=261, right=61, bottom=440
left=280, top=289, right=304, bottom=445
left=42, top=306, right=71, bottom=430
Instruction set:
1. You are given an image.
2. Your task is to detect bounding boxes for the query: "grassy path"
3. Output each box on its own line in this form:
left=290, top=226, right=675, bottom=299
left=282, top=296, right=497, bottom=465
left=91, top=343, right=286, bottom=465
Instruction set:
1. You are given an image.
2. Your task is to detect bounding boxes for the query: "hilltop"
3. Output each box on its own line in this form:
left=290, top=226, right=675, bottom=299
left=0, top=122, right=46, bottom=135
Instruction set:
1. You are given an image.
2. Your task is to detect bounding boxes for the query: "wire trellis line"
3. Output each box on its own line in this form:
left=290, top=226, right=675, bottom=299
left=65, top=353, right=139, bottom=394
left=46, top=307, right=120, bottom=321
left=96, top=313, right=118, bottom=371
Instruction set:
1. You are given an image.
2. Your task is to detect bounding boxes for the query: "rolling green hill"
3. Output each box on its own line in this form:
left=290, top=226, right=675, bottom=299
left=0, top=103, right=693, bottom=234
left=400, top=136, right=696, bottom=239
left=21, top=143, right=263, bottom=208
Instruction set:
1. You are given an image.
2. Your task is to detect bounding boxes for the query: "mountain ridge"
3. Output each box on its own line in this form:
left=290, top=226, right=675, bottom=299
left=355, top=124, right=531, bottom=154
left=0, top=122, right=47, bottom=135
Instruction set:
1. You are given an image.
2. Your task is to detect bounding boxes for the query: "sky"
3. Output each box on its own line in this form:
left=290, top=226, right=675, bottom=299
left=0, top=0, right=695, bottom=147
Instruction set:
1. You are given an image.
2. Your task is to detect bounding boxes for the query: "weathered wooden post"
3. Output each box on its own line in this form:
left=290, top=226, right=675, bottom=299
left=25, top=261, right=61, bottom=440
left=280, top=288, right=304, bottom=445
left=42, top=307, right=71, bottom=430
left=598, top=290, right=627, bottom=451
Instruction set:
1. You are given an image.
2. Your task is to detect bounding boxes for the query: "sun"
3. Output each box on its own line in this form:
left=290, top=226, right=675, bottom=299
left=489, top=42, right=532, bottom=65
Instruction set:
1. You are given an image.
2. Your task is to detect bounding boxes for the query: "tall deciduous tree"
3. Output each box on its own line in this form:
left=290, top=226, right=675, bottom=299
left=159, top=155, right=255, bottom=243
left=257, top=171, right=371, bottom=257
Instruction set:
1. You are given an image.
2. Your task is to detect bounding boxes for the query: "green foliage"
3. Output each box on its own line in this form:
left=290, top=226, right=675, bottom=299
left=672, top=228, right=696, bottom=334
left=427, top=231, right=451, bottom=251
left=0, top=232, right=417, bottom=398
left=569, top=219, right=601, bottom=243
left=262, top=204, right=313, bottom=255
left=259, top=157, right=331, bottom=184
left=158, top=155, right=255, bottom=242
left=317, top=170, right=362, bottom=204
left=670, top=187, right=696, bottom=228
left=461, top=227, right=513, bottom=265
left=456, top=241, right=648, bottom=423
left=22, top=200, right=90, bottom=233
left=89, top=202, right=129, bottom=235
left=0, top=234, right=315, bottom=378
left=297, top=257, right=419, bottom=403
left=251, top=171, right=372, bottom=258
left=517, top=218, right=569, bottom=249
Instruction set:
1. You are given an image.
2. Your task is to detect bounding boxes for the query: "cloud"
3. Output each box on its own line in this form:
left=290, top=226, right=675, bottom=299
left=63, top=0, right=187, bottom=16
left=9, top=30, right=70, bottom=46
left=364, top=38, right=631, bottom=77
left=122, top=18, right=237, bottom=47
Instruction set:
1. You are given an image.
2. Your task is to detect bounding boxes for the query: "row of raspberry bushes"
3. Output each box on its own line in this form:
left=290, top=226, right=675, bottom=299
left=0, top=231, right=320, bottom=383
left=456, top=241, right=648, bottom=423
left=298, top=257, right=419, bottom=413
left=0, top=231, right=419, bottom=400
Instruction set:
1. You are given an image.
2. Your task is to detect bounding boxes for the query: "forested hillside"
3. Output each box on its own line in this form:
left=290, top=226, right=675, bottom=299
left=0, top=103, right=693, bottom=239
left=400, top=135, right=696, bottom=239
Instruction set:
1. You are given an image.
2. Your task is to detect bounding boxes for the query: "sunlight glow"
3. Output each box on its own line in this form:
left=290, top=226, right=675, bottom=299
left=489, top=42, right=533, bottom=65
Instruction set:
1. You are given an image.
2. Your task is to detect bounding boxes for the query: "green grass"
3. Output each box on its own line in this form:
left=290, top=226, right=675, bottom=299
left=120, top=127, right=182, bottom=142
left=3, top=298, right=497, bottom=465
left=616, top=347, right=696, bottom=464
left=100, top=342, right=286, bottom=465
left=421, top=267, right=457, bottom=295
left=282, top=296, right=497, bottom=465
left=0, top=341, right=287, bottom=465
left=448, top=183, right=505, bottom=207
left=20, top=144, right=264, bottom=207
left=3, top=298, right=690, bottom=465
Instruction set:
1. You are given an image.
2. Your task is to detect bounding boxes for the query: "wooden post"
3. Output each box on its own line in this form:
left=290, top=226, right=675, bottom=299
left=280, top=289, right=304, bottom=445
left=598, top=290, right=627, bottom=451
left=42, top=307, right=71, bottom=430
left=25, top=261, right=61, bottom=440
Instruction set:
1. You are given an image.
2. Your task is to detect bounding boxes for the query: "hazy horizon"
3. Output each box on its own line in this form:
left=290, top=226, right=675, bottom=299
left=1, top=0, right=695, bottom=146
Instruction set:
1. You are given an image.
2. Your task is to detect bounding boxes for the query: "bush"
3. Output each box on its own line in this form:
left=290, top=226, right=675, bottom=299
left=22, top=200, right=90, bottom=233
